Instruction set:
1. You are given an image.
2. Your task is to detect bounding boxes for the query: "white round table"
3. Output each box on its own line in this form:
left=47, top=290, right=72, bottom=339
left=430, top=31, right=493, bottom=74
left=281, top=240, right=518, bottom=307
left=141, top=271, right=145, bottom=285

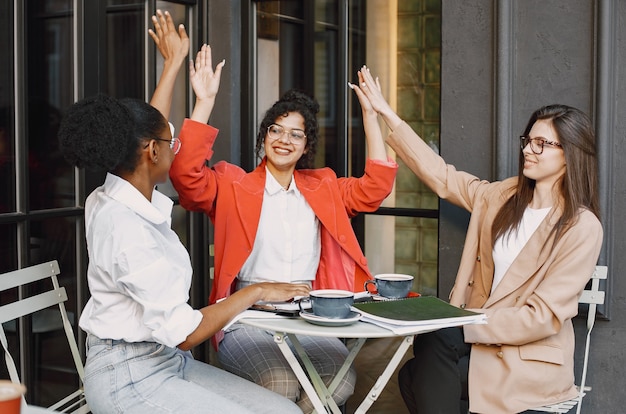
left=241, top=317, right=429, bottom=414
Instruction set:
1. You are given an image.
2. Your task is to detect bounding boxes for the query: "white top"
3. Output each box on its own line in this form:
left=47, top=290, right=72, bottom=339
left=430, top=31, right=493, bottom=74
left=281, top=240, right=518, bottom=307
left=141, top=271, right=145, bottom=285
left=491, top=206, right=551, bottom=293
left=79, top=173, right=203, bottom=347
left=237, top=168, right=321, bottom=284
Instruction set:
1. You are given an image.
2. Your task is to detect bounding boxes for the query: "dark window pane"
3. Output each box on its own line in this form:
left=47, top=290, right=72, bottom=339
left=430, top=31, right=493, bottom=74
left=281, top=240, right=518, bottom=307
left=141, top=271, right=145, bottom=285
left=106, top=7, right=144, bottom=98
left=26, top=3, right=75, bottom=210
left=280, top=0, right=304, bottom=18
left=30, top=217, right=76, bottom=272
left=279, top=21, right=305, bottom=91
left=108, top=0, right=144, bottom=5
left=0, top=223, right=17, bottom=273
left=0, top=105, right=15, bottom=213
left=0, top=1, right=15, bottom=213
left=346, top=0, right=366, bottom=176
left=29, top=216, right=80, bottom=405
left=315, top=28, right=339, bottom=171
left=0, top=223, right=18, bottom=391
left=316, top=0, right=338, bottom=25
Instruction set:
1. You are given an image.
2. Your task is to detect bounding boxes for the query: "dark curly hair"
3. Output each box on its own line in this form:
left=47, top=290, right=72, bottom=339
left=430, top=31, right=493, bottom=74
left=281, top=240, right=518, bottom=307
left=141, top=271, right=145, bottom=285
left=58, top=94, right=167, bottom=174
left=255, top=89, right=319, bottom=169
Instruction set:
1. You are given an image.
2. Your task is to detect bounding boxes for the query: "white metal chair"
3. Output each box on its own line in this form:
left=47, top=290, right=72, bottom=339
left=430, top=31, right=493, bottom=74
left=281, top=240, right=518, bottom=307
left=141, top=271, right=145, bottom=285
left=532, top=265, right=608, bottom=414
left=0, top=260, right=90, bottom=413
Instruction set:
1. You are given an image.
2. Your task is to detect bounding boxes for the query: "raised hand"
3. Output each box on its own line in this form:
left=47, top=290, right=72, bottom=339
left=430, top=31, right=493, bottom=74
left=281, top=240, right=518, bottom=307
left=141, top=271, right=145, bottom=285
left=348, top=66, right=388, bottom=161
left=356, top=66, right=389, bottom=114
left=355, top=65, right=402, bottom=130
left=348, top=79, right=376, bottom=118
left=190, top=44, right=225, bottom=101
left=189, top=44, right=226, bottom=123
left=148, top=10, right=189, bottom=118
left=149, top=9, right=189, bottom=67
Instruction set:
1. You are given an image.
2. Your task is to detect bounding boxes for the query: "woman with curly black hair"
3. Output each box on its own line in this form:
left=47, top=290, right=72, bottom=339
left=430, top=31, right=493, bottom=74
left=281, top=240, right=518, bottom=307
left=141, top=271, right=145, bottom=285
left=57, top=10, right=307, bottom=414
left=163, top=24, right=398, bottom=414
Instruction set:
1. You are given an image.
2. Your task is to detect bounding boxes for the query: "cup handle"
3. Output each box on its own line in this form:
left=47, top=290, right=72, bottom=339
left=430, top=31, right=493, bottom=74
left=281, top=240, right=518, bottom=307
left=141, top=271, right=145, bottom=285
left=298, top=297, right=311, bottom=312
left=364, top=280, right=377, bottom=294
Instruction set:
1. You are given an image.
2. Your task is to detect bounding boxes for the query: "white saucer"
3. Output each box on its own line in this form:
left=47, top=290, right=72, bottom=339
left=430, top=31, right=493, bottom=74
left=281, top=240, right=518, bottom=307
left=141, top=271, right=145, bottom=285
left=299, top=310, right=361, bottom=327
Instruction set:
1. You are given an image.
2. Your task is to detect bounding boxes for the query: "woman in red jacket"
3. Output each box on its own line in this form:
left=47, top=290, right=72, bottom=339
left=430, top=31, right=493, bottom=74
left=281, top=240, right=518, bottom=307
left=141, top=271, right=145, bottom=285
left=155, top=22, right=397, bottom=414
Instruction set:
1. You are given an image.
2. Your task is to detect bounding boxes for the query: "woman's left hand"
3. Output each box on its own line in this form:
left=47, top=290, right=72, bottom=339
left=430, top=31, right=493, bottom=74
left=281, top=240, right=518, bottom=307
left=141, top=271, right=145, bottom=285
left=349, top=66, right=382, bottom=118
left=190, top=44, right=225, bottom=102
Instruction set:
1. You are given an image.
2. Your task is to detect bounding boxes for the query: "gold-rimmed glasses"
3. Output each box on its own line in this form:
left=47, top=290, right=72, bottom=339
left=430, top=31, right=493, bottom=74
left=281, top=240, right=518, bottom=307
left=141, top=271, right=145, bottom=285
left=267, top=124, right=306, bottom=145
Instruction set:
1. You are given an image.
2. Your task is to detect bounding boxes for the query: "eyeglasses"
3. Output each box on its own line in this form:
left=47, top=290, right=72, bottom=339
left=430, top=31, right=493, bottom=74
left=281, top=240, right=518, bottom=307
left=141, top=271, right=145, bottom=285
left=266, top=124, right=306, bottom=144
left=519, top=135, right=562, bottom=155
left=154, top=137, right=182, bottom=155
left=142, top=123, right=181, bottom=154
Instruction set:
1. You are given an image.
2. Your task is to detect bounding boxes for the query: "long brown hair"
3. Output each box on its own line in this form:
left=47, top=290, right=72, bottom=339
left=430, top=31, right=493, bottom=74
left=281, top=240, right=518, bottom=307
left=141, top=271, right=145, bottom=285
left=491, top=104, right=600, bottom=247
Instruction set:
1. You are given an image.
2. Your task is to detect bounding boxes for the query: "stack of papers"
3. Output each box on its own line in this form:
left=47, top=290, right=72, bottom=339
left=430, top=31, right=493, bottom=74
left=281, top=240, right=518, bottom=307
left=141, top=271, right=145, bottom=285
left=352, top=296, right=487, bottom=335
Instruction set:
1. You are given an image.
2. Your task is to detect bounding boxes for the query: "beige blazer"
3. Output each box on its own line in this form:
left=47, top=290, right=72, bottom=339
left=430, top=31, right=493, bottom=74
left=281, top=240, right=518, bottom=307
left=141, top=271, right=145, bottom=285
left=387, top=121, right=603, bottom=414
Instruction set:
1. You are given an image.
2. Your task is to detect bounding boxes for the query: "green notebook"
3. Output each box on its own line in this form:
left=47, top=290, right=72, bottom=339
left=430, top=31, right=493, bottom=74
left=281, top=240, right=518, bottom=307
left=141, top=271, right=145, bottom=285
left=352, top=296, right=485, bottom=326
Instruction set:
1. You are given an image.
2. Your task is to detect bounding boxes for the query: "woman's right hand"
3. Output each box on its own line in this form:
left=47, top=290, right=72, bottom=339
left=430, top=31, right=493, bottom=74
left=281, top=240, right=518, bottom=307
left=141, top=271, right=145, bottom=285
left=149, top=9, right=189, bottom=68
left=253, top=282, right=311, bottom=303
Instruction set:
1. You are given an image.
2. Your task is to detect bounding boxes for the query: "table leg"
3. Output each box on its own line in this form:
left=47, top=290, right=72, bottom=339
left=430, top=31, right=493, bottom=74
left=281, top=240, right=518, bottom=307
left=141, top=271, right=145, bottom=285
left=354, top=335, right=414, bottom=414
left=272, top=332, right=331, bottom=414
left=326, top=338, right=367, bottom=395
left=288, top=334, right=343, bottom=414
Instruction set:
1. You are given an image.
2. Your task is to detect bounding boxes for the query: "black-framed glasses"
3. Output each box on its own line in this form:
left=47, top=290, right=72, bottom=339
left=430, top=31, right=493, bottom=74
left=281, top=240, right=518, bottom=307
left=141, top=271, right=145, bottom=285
left=266, top=124, right=306, bottom=144
left=519, top=135, right=562, bottom=155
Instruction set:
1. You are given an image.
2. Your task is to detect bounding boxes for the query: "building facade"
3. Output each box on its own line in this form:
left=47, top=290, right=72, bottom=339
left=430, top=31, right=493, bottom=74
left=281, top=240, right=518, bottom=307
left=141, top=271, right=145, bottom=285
left=0, top=1, right=624, bottom=412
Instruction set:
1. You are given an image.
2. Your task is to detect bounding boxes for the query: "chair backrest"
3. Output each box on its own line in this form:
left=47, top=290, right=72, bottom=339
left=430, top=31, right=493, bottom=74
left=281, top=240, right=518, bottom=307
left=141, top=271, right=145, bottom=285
left=578, top=265, right=607, bottom=322
left=574, top=265, right=607, bottom=414
left=0, top=260, right=89, bottom=413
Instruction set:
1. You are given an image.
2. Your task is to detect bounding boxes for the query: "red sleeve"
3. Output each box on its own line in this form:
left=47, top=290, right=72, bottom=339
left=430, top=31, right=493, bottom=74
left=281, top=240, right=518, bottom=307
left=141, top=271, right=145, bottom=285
left=169, top=119, right=220, bottom=216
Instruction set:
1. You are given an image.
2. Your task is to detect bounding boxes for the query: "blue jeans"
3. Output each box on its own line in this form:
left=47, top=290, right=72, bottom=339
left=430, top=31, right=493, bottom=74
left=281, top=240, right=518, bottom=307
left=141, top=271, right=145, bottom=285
left=83, top=335, right=302, bottom=414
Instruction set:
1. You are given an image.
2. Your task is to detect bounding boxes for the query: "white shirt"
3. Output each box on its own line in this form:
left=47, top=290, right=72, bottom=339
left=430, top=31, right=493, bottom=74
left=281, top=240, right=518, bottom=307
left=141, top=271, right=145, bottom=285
left=79, top=173, right=203, bottom=347
left=237, top=168, right=321, bottom=284
left=491, top=206, right=551, bottom=293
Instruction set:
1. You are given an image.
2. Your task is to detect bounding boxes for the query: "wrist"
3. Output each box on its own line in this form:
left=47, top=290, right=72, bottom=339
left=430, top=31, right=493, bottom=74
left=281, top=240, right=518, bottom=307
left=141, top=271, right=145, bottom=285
left=162, top=58, right=186, bottom=70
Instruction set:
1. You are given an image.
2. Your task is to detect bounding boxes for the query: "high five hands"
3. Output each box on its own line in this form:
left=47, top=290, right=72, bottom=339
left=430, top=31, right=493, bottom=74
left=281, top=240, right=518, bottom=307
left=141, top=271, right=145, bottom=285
left=149, top=10, right=189, bottom=68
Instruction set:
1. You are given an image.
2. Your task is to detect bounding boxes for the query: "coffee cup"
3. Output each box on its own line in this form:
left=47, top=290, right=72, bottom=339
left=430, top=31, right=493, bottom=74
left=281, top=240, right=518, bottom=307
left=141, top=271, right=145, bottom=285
left=0, top=381, right=26, bottom=414
left=364, top=273, right=414, bottom=299
left=299, top=289, right=354, bottom=319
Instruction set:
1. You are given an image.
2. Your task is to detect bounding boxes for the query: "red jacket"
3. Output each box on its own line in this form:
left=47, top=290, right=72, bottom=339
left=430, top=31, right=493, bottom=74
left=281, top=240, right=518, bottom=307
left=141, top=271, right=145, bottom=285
left=171, top=119, right=397, bottom=308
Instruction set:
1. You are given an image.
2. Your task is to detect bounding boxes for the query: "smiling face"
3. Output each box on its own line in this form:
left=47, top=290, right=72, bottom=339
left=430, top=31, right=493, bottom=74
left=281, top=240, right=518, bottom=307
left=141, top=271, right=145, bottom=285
left=521, top=119, right=566, bottom=188
left=264, top=111, right=308, bottom=176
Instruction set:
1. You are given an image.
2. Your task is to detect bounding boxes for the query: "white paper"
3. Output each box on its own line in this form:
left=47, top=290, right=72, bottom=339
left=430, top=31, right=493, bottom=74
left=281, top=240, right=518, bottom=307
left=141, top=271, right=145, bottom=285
left=359, top=314, right=488, bottom=335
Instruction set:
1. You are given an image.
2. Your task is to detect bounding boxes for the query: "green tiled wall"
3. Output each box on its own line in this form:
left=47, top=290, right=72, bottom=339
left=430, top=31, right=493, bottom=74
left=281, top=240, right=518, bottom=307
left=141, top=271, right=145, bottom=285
left=395, top=0, right=441, bottom=297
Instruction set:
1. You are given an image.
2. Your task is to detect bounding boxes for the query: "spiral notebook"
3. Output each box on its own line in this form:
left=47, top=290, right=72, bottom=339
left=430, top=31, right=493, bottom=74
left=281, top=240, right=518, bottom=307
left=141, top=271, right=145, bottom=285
left=352, top=296, right=487, bottom=334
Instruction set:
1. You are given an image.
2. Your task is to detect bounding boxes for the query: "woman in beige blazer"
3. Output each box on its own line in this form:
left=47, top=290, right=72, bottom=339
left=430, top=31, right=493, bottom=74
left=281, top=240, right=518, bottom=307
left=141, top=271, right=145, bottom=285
left=351, top=67, right=603, bottom=414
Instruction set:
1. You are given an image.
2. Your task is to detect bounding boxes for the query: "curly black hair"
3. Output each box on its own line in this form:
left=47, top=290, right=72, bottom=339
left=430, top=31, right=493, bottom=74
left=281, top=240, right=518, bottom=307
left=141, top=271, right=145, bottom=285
left=58, top=94, right=167, bottom=174
left=255, top=89, right=319, bottom=169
